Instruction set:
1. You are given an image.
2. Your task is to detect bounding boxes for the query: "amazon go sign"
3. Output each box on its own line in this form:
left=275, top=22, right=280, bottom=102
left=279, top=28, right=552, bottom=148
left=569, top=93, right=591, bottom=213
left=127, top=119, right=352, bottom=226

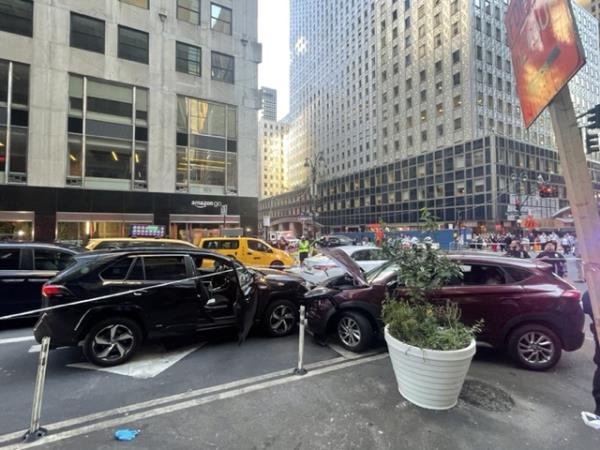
left=505, top=0, right=585, bottom=128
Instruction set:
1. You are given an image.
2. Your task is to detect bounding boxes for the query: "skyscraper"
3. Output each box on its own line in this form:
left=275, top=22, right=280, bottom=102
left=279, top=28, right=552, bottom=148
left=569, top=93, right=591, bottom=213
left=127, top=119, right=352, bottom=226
left=260, top=87, right=278, bottom=121
left=261, top=0, right=600, bottom=232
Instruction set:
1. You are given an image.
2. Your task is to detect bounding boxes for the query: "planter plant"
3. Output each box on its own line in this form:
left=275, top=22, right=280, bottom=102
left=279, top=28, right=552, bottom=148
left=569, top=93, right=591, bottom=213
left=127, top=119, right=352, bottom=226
left=381, top=209, right=482, bottom=410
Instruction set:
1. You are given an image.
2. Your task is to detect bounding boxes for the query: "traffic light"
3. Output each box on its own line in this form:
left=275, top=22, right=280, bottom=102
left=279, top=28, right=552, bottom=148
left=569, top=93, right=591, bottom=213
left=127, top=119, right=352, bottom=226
left=538, top=184, right=558, bottom=198
left=582, top=105, right=600, bottom=153
left=586, top=130, right=600, bottom=154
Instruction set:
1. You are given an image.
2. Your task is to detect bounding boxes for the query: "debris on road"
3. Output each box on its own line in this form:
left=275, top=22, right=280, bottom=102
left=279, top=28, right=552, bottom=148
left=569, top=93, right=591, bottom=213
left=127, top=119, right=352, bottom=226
left=114, top=428, right=141, bottom=441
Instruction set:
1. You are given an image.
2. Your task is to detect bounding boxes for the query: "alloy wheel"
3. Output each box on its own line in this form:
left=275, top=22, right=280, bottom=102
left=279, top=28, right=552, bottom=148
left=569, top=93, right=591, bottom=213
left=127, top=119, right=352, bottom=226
left=91, top=324, right=135, bottom=362
left=338, top=316, right=362, bottom=348
left=269, top=305, right=295, bottom=335
left=517, top=331, right=555, bottom=365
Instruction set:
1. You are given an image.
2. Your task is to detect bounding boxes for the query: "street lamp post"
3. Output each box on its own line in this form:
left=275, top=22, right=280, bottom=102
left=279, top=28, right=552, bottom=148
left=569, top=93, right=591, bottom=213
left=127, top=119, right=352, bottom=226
left=304, top=151, right=325, bottom=239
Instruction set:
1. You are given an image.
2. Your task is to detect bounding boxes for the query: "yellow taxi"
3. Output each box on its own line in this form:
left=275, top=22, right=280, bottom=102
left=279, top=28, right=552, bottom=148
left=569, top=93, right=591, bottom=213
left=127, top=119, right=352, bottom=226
left=86, top=238, right=196, bottom=251
left=198, top=237, right=295, bottom=268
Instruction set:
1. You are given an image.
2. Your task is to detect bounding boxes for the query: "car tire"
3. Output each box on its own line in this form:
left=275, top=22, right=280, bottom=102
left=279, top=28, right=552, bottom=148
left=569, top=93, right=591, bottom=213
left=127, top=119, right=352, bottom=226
left=335, top=311, right=374, bottom=353
left=507, top=324, right=562, bottom=371
left=270, top=260, right=284, bottom=269
left=264, top=299, right=298, bottom=337
left=83, top=317, right=143, bottom=367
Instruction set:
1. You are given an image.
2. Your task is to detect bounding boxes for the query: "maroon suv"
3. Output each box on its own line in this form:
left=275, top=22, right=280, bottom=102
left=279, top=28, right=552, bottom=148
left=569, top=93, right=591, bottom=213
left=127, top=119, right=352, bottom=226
left=305, top=250, right=585, bottom=370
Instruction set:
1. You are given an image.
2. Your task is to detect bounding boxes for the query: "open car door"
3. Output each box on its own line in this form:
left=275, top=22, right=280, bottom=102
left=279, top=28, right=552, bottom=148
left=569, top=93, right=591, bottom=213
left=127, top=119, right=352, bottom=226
left=232, top=261, right=258, bottom=344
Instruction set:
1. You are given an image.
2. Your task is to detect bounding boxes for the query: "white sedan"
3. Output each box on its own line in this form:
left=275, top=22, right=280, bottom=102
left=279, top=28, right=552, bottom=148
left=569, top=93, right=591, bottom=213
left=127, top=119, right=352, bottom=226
left=288, top=245, right=387, bottom=284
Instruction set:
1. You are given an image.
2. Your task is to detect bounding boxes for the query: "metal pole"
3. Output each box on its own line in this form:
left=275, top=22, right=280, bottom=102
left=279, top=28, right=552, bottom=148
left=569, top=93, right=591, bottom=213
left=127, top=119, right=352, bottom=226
left=23, top=337, right=50, bottom=443
left=293, top=305, right=307, bottom=375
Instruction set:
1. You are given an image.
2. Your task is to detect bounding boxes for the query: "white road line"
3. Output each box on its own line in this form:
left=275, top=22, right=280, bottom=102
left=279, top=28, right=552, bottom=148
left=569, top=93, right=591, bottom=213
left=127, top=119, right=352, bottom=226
left=5, top=353, right=389, bottom=449
left=0, top=354, right=356, bottom=445
left=0, top=336, right=34, bottom=345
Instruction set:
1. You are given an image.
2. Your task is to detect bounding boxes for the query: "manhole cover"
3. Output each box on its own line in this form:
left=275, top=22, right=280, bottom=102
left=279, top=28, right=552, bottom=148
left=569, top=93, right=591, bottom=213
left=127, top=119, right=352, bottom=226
left=460, top=379, right=515, bottom=412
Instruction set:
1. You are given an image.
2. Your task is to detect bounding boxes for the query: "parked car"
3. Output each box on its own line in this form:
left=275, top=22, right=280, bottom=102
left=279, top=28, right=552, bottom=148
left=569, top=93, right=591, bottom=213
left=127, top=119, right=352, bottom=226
left=305, top=249, right=584, bottom=370
left=198, top=237, right=295, bottom=269
left=288, top=245, right=387, bottom=284
left=86, top=238, right=196, bottom=251
left=0, top=242, right=81, bottom=318
left=314, top=235, right=355, bottom=248
left=34, top=248, right=308, bottom=366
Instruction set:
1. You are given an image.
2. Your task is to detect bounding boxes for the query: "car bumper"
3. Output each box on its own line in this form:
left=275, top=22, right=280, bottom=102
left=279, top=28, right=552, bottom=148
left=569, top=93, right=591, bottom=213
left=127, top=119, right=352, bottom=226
left=561, top=329, right=585, bottom=352
left=305, top=298, right=335, bottom=339
left=33, top=312, right=79, bottom=347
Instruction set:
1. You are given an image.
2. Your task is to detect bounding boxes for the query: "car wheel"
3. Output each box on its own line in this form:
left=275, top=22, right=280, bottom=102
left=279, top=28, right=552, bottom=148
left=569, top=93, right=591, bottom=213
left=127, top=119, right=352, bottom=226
left=507, top=324, right=562, bottom=371
left=264, top=300, right=298, bottom=337
left=83, top=317, right=142, bottom=367
left=270, top=260, right=284, bottom=269
left=335, top=312, right=374, bottom=353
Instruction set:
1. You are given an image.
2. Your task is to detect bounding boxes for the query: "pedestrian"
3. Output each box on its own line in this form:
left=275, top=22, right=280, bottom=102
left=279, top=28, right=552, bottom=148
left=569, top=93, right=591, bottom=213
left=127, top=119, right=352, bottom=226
left=581, top=291, right=600, bottom=426
left=298, top=236, right=310, bottom=264
left=504, top=240, right=530, bottom=259
left=561, top=234, right=571, bottom=255
left=536, top=242, right=566, bottom=277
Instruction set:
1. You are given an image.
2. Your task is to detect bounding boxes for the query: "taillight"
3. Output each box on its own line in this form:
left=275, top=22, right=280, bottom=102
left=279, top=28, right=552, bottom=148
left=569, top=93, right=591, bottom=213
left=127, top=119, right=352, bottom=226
left=42, top=285, right=65, bottom=297
left=562, top=289, right=581, bottom=301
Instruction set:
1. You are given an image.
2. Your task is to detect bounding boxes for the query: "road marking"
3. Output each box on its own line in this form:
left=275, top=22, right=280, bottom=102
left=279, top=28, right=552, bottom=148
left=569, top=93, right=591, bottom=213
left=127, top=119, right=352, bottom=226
left=28, top=345, right=40, bottom=353
left=67, top=344, right=204, bottom=379
left=4, top=353, right=389, bottom=449
left=0, top=336, right=34, bottom=345
left=0, top=354, right=356, bottom=445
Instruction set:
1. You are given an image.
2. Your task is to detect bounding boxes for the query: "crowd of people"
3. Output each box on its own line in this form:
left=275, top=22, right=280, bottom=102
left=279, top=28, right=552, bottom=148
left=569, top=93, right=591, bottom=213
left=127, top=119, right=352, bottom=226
left=463, top=231, right=577, bottom=255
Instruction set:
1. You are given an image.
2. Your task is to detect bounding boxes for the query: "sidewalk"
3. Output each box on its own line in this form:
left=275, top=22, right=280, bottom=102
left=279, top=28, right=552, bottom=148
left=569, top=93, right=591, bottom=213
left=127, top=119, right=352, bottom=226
left=33, top=338, right=600, bottom=450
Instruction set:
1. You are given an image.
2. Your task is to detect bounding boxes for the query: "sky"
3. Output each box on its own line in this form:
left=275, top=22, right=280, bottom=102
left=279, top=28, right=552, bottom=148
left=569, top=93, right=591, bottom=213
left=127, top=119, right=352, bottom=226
left=258, top=0, right=290, bottom=120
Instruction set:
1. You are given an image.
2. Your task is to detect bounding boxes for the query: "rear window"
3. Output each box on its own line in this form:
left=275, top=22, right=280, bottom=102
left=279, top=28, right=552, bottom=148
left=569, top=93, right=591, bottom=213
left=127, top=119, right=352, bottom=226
left=504, top=267, right=533, bottom=282
left=101, top=258, right=134, bottom=280
left=460, top=264, right=506, bottom=285
left=34, top=249, right=75, bottom=271
left=202, top=240, right=239, bottom=250
left=0, top=249, right=20, bottom=270
left=143, top=256, right=188, bottom=280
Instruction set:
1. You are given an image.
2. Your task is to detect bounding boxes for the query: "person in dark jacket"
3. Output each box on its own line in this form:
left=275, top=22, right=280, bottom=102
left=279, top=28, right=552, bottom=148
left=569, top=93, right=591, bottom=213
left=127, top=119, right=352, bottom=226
left=504, top=240, right=530, bottom=259
left=536, top=242, right=566, bottom=277
left=582, top=291, right=600, bottom=418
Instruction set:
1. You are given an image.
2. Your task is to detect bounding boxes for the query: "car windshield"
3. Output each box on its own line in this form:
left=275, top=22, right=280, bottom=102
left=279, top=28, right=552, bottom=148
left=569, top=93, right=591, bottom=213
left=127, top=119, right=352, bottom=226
left=365, top=260, right=399, bottom=284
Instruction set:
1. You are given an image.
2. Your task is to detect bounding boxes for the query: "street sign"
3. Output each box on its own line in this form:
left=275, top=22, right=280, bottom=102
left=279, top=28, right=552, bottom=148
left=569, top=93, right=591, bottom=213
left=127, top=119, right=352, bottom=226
left=220, top=204, right=228, bottom=216
left=263, top=216, right=271, bottom=227
left=505, top=0, right=586, bottom=128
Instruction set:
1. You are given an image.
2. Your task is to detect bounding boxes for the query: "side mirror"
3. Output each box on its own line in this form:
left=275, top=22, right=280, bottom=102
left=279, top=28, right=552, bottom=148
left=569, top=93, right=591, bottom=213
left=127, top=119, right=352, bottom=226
left=386, top=280, right=398, bottom=290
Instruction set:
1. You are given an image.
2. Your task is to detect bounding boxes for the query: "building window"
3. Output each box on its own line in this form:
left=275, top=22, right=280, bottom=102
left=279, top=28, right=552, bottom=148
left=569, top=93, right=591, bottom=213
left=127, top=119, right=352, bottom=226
left=452, top=50, right=460, bottom=64
left=118, top=26, right=149, bottom=64
left=211, top=51, right=234, bottom=83
left=177, top=0, right=200, bottom=24
left=0, top=0, right=33, bottom=37
left=176, top=96, right=238, bottom=192
left=454, top=117, right=462, bottom=130
left=120, top=0, right=148, bottom=8
left=211, top=3, right=232, bottom=35
left=176, top=42, right=202, bottom=77
left=453, top=72, right=461, bottom=86
left=70, top=13, right=105, bottom=54
left=67, top=75, right=148, bottom=186
left=0, top=60, right=29, bottom=181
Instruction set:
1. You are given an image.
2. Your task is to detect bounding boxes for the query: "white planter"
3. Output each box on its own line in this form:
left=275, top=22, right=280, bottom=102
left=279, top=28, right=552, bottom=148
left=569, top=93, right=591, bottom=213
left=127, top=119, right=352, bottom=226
left=384, top=326, right=476, bottom=410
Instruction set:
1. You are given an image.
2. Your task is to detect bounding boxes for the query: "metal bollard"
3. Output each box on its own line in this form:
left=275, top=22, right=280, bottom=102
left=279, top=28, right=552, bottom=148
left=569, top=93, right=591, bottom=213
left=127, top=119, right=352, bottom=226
left=293, top=305, right=308, bottom=376
left=23, top=337, right=50, bottom=443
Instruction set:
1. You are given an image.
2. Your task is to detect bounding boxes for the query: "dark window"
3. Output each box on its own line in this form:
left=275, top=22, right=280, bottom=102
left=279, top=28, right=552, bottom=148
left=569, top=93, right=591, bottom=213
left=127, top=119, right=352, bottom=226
left=70, top=13, right=105, bottom=54
left=0, top=0, right=33, bottom=37
left=0, top=249, right=19, bottom=270
left=211, top=51, right=234, bottom=83
left=127, top=258, right=145, bottom=280
left=247, top=240, right=270, bottom=252
left=176, top=42, right=202, bottom=76
left=118, top=26, right=149, bottom=64
left=34, top=250, right=74, bottom=271
left=144, top=256, right=188, bottom=280
left=505, top=267, right=533, bottom=282
left=101, top=258, right=134, bottom=280
left=461, top=264, right=506, bottom=285
left=202, top=240, right=240, bottom=250
left=177, top=0, right=200, bottom=24
left=211, top=3, right=232, bottom=35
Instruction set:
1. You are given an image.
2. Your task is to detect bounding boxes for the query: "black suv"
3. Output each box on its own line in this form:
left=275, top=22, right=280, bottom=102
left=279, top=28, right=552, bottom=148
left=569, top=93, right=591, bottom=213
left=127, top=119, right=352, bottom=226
left=34, top=248, right=308, bottom=366
left=0, top=242, right=81, bottom=318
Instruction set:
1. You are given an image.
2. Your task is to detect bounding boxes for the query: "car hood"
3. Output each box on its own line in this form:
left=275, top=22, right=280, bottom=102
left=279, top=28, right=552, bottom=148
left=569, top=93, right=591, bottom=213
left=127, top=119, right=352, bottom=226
left=321, top=248, right=368, bottom=286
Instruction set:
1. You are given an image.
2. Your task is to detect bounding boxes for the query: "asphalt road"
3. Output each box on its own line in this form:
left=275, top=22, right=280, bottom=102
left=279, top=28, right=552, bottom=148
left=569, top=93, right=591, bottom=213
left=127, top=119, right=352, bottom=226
left=0, top=256, right=597, bottom=449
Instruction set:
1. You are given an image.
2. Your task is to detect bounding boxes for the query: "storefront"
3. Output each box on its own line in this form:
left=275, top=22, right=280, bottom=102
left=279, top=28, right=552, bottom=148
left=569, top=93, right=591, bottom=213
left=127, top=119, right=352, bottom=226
left=0, top=185, right=258, bottom=244
left=0, top=211, right=34, bottom=240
